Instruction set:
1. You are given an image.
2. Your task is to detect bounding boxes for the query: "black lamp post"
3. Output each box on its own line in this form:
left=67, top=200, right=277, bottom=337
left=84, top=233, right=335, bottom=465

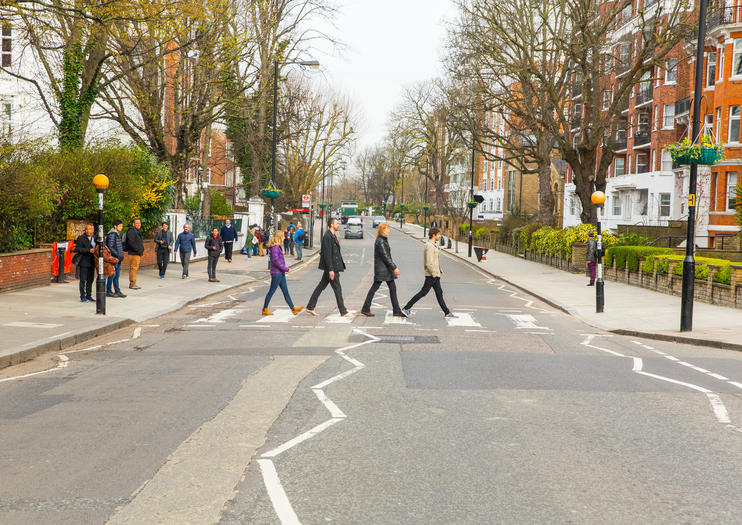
left=681, top=0, right=708, bottom=332
left=592, top=191, right=606, bottom=313
left=424, top=156, right=429, bottom=239
left=468, top=138, right=476, bottom=258
left=93, top=174, right=109, bottom=315
left=321, top=142, right=326, bottom=241
left=400, top=171, right=405, bottom=230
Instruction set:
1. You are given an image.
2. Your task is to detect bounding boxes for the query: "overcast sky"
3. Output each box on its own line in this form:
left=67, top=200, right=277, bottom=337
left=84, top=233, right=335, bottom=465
left=310, top=0, right=458, bottom=152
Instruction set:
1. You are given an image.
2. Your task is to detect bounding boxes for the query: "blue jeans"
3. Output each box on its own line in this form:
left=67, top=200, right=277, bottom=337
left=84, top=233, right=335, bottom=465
left=263, top=273, right=294, bottom=310
left=106, top=262, right=122, bottom=293
left=253, top=244, right=259, bottom=256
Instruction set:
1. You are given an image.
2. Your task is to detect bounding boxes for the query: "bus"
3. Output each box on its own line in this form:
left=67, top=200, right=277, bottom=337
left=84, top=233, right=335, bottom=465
left=340, top=201, right=358, bottom=223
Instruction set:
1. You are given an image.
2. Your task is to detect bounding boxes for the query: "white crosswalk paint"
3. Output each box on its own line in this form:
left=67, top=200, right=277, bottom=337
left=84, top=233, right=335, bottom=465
left=195, top=308, right=241, bottom=324
left=3, top=322, right=63, bottom=329
left=324, top=311, right=357, bottom=324
left=506, top=314, right=550, bottom=330
left=383, top=310, right=414, bottom=325
left=445, top=312, right=481, bottom=327
left=257, top=308, right=295, bottom=323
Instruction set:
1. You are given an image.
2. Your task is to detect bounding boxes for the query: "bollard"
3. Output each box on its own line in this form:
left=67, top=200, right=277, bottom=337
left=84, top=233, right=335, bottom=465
left=57, top=245, right=67, bottom=283
left=447, top=238, right=452, bottom=249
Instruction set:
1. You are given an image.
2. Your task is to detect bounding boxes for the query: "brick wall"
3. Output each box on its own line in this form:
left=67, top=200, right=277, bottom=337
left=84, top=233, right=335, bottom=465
left=0, top=249, right=52, bottom=293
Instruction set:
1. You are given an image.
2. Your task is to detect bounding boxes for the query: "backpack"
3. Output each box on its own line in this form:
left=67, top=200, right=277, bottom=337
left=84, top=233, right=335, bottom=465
left=297, top=231, right=305, bottom=242
left=121, top=230, right=129, bottom=251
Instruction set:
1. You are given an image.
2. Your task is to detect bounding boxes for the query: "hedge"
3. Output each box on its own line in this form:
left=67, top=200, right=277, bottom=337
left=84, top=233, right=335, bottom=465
left=640, top=254, right=737, bottom=285
left=528, top=223, right=618, bottom=259
left=605, top=246, right=674, bottom=272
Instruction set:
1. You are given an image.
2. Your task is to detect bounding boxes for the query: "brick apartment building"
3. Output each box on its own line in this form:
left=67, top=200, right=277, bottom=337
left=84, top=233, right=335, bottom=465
left=562, top=0, right=741, bottom=246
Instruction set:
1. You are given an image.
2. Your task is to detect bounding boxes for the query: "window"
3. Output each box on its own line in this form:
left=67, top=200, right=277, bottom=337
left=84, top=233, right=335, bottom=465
left=0, top=101, right=10, bottom=134
left=659, top=193, right=671, bottom=217
left=612, top=193, right=622, bottom=216
left=661, top=149, right=673, bottom=171
left=704, top=114, right=713, bottom=137
left=651, top=149, right=656, bottom=171
left=654, top=105, right=658, bottom=130
left=728, top=173, right=738, bottom=211
left=716, top=107, right=722, bottom=139
left=495, top=199, right=502, bottom=213
left=0, top=23, right=10, bottom=68
left=719, top=46, right=725, bottom=82
left=615, top=157, right=625, bottom=176
left=627, top=154, right=632, bottom=174
left=665, top=58, right=677, bottom=84
left=729, top=106, right=740, bottom=143
left=707, top=52, right=716, bottom=87
left=734, top=40, right=742, bottom=77
left=663, top=103, right=675, bottom=128
left=602, top=89, right=611, bottom=110
left=507, top=171, right=516, bottom=210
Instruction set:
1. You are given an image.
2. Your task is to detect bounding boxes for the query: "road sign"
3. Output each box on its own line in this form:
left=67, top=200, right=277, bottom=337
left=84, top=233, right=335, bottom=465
left=302, top=194, right=311, bottom=205
left=688, top=194, right=696, bottom=207
left=289, top=208, right=310, bottom=213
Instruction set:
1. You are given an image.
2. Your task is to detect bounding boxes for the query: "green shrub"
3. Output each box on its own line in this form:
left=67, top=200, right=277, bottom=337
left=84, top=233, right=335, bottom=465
left=649, top=254, right=735, bottom=283
left=209, top=190, right=233, bottom=217
left=605, top=246, right=673, bottom=271
left=641, top=257, right=656, bottom=274
left=616, top=232, right=651, bottom=246
left=715, top=265, right=732, bottom=285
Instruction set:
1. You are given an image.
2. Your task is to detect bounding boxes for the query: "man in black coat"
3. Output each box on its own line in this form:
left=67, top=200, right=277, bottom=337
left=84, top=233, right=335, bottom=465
left=306, top=218, right=352, bottom=317
left=154, top=222, right=174, bottom=278
left=74, top=222, right=97, bottom=302
left=220, top=219, right=237, bottom=262
left=124, top=218, right=144, bottom=290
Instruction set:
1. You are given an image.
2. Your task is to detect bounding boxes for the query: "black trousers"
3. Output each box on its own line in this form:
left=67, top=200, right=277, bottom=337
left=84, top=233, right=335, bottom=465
left=78, top=265, right=94, bottom=299
left=157, top=249, right=169, bottom=276
left=307, top=271, right=347, bottom=314
left=207, top=255, right=219, bottom=279
left=403, top=276, right=450, bottom=315
left=362, top=280, right=401, bottom=314
left=224, top=242, right=233, bottom=261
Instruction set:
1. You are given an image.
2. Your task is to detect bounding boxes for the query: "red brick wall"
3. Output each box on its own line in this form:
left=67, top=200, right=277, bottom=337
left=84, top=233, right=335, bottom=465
left=0, top=249, right=52, bottom=293
left=121, top=239, right=158, bottom=270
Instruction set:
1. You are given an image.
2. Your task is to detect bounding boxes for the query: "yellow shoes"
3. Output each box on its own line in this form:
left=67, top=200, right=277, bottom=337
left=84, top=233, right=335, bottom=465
left=262, top=308, right=273, bottom=316
left=292, top=306, right=304, bottom=315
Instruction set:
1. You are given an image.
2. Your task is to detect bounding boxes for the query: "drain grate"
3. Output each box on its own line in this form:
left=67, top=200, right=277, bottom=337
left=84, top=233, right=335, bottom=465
left=374, top=335, right=440, bottom=344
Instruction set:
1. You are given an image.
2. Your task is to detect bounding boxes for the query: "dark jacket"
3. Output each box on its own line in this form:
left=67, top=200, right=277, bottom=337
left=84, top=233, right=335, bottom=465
left=106, top=228, right=124, bottom=261
left=205, top=234, right=223, bottom=257
left=155, top=228, right=174, bottom=251
left=318, top=230, right=346, bottom=272
left=174, top=231, right=197, bottom=255
left=220, top=224, right=237, bottom=242
left=586, top=238, right=597, bottom=261
left=74, top=234, right=96, bottom=268
left=268, top=245, right=290, bottom=274
left=373, top=236, right=397, bottom=282
left=124, top=226, right=144, bottom=256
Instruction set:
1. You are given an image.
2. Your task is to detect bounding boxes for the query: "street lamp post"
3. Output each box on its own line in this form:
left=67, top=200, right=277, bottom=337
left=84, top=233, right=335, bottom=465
left=592, top=191, right=606, bottom=313
left=681, top=0, right=708, bottom=332
left=93, top=174, right=110, bottom=315
left=321, top=142, right=326, bottom=241
left=468, top=138, right=475, bottom=258
left=400, top=172, right=404, bottom=230
left=424, top=156, right=429, bottom=239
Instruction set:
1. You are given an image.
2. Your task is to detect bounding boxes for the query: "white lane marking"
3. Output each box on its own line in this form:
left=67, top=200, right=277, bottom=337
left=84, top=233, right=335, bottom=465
left=188, top=301, right=226, bottom=308
left=195, top=308, right=240, bottom=324
left=383, top=310, right=414, bottom=325
left=665, top=356, right=680, bottom=361
left=506, top=314, right=550, bottom=331
left=257, top=308, right=294, bottom=324
left=707, top=394, right=732, bottom=424
left=446, top=312, right=481, bottom=327
left=184, top=325, right=216, bottom=329
left=580, top=335, right=626, bottom=357
left=632, top=357, right=643, bottom=371
left=65, top=344, right=103, bottom=354
left=729, top=381, right=742, bottom=390
left=2, top=322, right=63, bottom=329
left=140, top=324, right=160, bottom=327
left=324, top=311, right=357, bottom=324
left=0, top=355, right=68, bottom=383
left=260, top=330, right=379, bottom=523
left=495, top=284, right=550, bottom=313
left=709, top=373, right=730, bottom=381
left=465, top=329, right=496, bottom=333
left=132, top=327, right=141, bottom=339
left=361, top=248, right=366, bottom=264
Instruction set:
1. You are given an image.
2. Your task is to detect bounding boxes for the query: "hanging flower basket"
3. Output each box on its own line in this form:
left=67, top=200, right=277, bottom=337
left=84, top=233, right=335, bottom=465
left=318, top=203, right=328, bottom=209
left=261, top=188, right=281, bottom=199
left=668, top=136, right=724, bottom=166
left=466, top=200, right=478, bottom=209
left=422, top=205, right=430, bottom=211
left=399, top=203, right=406, bottom=209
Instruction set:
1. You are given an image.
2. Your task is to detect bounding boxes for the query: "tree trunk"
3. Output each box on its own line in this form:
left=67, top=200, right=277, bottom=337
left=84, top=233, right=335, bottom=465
left=537, top=158, right=555, bottom=226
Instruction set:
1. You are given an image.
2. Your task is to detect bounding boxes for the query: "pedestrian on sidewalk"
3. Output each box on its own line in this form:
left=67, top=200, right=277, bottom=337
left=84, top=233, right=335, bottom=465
left=262, top=230, right=304, bottom=316
left=402, top=227, right=455, bottom=318
left=586, top=230, right=597, bottom=286
left=205, top=228, right=224, bottom=282
left=251, top=226, right=260, bottom=256
left=260, top=229, right=269, bottom=256
left=174, top=224, right=197, bottom=279
left=73, top=222, right=97, bottom=303
left=106, top=219, right=126, bottom=298
left=220, top=219, right=237, bottom=262
left=287, top=223, right=296, bottom=255
left=243, top=228, right=255, bottom=258
left=361, top=222, right=405, bottom=317
left=294, top=222, right=305, bottom=261
left=154, top=222, right=173, bottom=279
left=123, top=218, right=144, bottom=290
left=306, top=218, right=353, bottom=318
left=282, top=227, right=290, bottom=253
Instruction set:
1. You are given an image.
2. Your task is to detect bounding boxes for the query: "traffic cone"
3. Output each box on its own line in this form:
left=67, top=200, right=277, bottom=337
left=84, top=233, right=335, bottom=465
left=482, top=253, right=487, bottom=262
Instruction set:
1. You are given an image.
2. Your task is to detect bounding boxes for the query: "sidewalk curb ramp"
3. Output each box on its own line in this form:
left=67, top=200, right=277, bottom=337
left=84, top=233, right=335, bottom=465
left=0, top=253, right=319, bottom=370
left=395, top=225, right=742, bottom=354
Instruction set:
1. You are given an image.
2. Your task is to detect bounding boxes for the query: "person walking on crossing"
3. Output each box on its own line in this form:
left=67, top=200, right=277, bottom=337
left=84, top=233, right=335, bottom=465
left=402, top=227, right=455, bottom=318
left=305, top=218, right=353, bottom=318
left=361, top=222, right=405, bottom=317
left=262, top=230, right=303, bottom=316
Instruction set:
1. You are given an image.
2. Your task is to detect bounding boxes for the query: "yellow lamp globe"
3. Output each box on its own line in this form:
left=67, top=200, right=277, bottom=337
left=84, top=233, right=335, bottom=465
left=93, top=174, right=110, bottom=191
left=591, top=191, right=606, bottom=205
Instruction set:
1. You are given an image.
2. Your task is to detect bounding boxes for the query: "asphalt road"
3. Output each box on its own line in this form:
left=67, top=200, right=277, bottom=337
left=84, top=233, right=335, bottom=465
left=2, top=218, right=742, bottom=524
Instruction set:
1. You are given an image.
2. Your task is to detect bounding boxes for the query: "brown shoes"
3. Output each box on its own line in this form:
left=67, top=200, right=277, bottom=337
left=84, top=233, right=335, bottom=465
left=209, top=278, right=220, bottom=282
left=393, top=312, right=407, bottom=318
left=361, top=311, right=375, bottom=317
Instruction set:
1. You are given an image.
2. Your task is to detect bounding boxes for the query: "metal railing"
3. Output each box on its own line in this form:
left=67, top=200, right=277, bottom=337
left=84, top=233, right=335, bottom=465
left=651, top=234, right=739, bottom=250
left=634, top=130, right=651, bottom=146
left=635, top=86, right=653, bottom=106
left=187, top=218, right=243, bottom=239
left=675, top=97, right=691, bottom=116
left=708, top=6, right=742, bottom=31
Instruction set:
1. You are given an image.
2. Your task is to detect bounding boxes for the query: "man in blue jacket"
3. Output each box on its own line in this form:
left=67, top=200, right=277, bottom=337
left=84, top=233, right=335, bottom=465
left=174, top=224, right=197, bottom=278
left=105, top=219, right=126, bottom=298
left=293, top=222, right=305, bottom=261
left=220, top=219, right=237, bottom=262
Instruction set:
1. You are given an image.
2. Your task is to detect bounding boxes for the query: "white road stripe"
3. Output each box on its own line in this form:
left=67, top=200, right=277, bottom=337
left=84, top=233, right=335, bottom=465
left=313, top=388, right=346, bottom=419
left=262, top=418, right=343, bottom=459
left=258, top=460, right=302, bottom=525
left=257, top=308, right=294, bottom=324
left=446, top=312, right=481, bottom=327
left=383, top=310, right=414, bottom=325
left=507, top=314, right=550, bottom=330
left=707, top=394, right=732, bottom=424
left=0, top=355, right=68, bottom=383
left=728, top=381, right=742, bottom=389
left=324, top=311, right=356, bottom=324
left=132, top=327, right=141, bottom=339
left=195, top=308, right=240, bottom=324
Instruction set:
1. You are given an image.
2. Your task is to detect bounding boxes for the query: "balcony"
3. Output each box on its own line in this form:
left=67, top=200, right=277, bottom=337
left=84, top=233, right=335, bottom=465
left=634, top=130, right=651, bottom=146
left=635, top=86, right=653, bottom=107
left=708, top=6, right=742, bottom=31
left=675, top=97, right=691, bottom=116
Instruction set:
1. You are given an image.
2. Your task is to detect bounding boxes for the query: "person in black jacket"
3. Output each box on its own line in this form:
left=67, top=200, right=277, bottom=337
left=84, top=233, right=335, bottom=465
left=360, top=223, right=405, bottom=317
left=306, top=218, right=352, bottom=317
left=105, top=219, right=126, bottom=298
left=220, top=219, right=237, bottom=262
left=154, top=222, right=174, bottom=278
left=124, top=218, right=144, bottom=290
left=205, top=228, right=224, bottom=282
left=74, top=223, right=97, bottom=302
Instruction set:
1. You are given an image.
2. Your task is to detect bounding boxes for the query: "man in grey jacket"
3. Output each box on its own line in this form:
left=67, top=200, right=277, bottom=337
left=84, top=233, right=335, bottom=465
left=402, top=227, right=455, bottom=318
left=155, top=222, right=174, bottom=278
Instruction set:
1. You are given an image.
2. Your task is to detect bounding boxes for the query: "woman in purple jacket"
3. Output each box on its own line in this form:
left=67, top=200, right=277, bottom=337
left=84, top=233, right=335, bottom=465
left=263, top=230, right=304, bottom=316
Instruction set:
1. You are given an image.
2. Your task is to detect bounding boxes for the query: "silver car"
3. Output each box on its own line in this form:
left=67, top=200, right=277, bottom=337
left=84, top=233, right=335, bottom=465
left=372, top=216, right=385, bottom=228
left=344, top=217, right=364, bottom=239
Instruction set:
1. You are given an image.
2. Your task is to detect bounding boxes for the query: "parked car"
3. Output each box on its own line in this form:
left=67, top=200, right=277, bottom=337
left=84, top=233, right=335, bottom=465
left=344, top=217, right=363, bottom=239
left=372, top=216, right=385, bottom=228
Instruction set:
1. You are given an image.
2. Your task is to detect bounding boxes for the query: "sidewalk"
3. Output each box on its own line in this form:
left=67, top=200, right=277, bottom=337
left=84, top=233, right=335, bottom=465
left=396, top=222, right=742, bottom=351
left=0, top=234, right=320, bottom=369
